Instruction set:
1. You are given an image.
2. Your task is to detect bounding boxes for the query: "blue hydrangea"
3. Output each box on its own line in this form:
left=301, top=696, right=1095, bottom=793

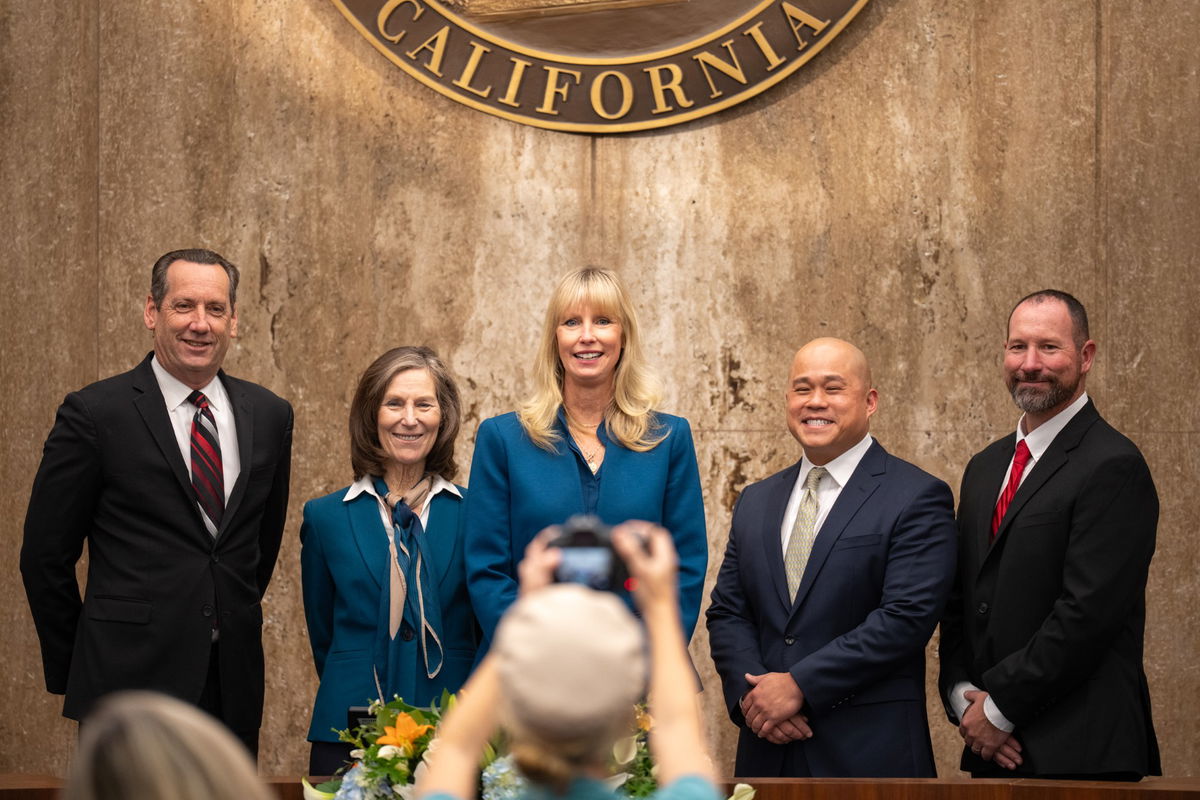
left=334, top=765, right=368, bottom=800
left=481, top=755, right=528, bottom=800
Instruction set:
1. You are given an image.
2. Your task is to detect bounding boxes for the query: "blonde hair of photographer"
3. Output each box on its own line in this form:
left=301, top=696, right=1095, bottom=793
left=65, top=691, right=272, bottom=800
left=519, top=268, right=666, bottom=452
left=417, top=522, right=714, bottom=799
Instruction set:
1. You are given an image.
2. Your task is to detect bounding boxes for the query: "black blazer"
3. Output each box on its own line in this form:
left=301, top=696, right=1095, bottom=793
left=20, top=353, right=293, bottom=730
left=938, top=399, right=1161, bottom=776
left=708, top=440, right=957, bottom=777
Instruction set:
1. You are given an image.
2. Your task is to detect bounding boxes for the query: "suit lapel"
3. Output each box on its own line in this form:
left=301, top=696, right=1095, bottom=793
left=219, top=373, right=254, bottom=535
left=973, top=437, right=1014, bottom=569
left=131, top=357, right=201, bottom=529
left=348, top=493, right=389, bottom=592
left=762, top=462, right=801, bottom=611
left=791, top=441, right=884, bottom=615
left=423, top=491, right=461, bottom=587
left=987, top=401, right=1100, bottom=555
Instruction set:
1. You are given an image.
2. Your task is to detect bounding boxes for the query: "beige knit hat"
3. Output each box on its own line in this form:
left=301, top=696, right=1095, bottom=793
left=494, top=584, right=647, bottom=743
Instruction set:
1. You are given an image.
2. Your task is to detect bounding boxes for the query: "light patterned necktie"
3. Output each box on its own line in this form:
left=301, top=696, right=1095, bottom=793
left=784, top=466, right=827, bottom=602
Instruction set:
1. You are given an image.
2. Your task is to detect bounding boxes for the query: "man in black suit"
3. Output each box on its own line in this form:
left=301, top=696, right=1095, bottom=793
left=939, top=290, right=1160, bottom=780
left=707, top=338, right=957, bottom=777
left=21, top=248, right=293, bottom=756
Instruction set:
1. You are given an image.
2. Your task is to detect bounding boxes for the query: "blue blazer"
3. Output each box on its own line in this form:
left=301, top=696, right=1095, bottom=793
left=464, top=411, right=707, bottom=645
left=707, top=440, right=957, bottom=777
left=300, top=485, right=477, bottom=742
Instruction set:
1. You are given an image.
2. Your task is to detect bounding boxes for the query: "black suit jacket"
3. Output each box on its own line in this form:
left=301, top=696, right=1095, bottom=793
left=20, top=353, right=293, bottom=730
left=707, top=440, right=957, bottom=777
left=938, top=399, right=1160, bottom=776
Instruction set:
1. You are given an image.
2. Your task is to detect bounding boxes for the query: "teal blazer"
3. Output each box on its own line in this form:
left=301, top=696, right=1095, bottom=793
left=465, top=411, right=707, bottom=646
left=300, top=485, right=477, bottom=742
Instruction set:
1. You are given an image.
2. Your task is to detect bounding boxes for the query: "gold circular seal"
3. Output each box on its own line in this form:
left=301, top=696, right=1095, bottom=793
left=332, top=0, right=869, bottom=133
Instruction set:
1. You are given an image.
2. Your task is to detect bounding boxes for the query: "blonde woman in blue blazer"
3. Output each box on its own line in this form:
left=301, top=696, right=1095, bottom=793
left=301, top=347, right=477, bottom=776
left=465, top=268, right=707, bottom=647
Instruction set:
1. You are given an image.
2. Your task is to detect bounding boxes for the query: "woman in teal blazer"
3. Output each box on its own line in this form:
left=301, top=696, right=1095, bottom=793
left=465, top=268, right=707, bottom=646
left=301, top=347, right=477, bottom=776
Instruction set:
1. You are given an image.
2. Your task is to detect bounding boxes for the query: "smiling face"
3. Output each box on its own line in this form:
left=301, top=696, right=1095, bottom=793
left=144, top=260, right=238, bottom=390
left=376, top=368, right=442, bottom=473
left=555, top=304, right=623, bottom=390
left=1004, top=298, right=1095, bottom=431
left=785, top=338, right=878, bottom=466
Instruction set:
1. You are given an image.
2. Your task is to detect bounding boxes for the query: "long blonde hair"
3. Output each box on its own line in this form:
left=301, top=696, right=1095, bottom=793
left=65, top=692, right=273, bottom=800
left=518, top=268, right=665, bottom=452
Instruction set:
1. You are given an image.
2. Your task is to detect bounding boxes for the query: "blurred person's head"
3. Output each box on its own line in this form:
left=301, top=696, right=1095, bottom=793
left=493, top=584, right=647, bottom=793
left=65, top=691, right=272, bottom=800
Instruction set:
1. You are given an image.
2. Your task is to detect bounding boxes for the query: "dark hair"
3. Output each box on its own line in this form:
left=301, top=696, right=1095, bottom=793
left=1009, top=289, right=1090, bottom=347
left=150, top=249, right=239, bottom=308
left=349, top=346, right=462, bottom=481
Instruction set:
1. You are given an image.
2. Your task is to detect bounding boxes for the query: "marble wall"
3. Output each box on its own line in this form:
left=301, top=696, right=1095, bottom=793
left=2, top=0, right=1196, bottom=779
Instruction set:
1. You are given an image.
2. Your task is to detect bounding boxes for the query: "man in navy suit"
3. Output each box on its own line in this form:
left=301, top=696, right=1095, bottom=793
left=707, top=338, right=956, bottom=777
left=21, top=249, right=293, bottom=756
left=938, top=290, right=1159, bottom=779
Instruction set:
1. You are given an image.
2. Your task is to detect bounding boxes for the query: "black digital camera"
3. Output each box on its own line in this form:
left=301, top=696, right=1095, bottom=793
left=548, top=514, right=629, bottom=592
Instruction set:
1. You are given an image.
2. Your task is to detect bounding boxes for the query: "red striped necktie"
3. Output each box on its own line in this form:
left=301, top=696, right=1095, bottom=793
left=990, top=439, right=1031, bottom=539
left=187, top=390, right=224, bottom=536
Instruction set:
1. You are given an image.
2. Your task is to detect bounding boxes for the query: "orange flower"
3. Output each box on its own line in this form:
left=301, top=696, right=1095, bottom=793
left=635, top=706, right=653, bottom=732
left=376, top=712, right=434, bottom=749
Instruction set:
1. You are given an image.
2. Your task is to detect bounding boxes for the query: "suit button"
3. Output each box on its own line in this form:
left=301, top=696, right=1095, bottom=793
left=211, top=553, right=220, bottom=564
left=202, top=604, right=214, bottom=617
left=784, top=636, right=796, bottom=646
left=401, top=624, right=415, bottom=641
left=977, top=602, right=989, bottom=615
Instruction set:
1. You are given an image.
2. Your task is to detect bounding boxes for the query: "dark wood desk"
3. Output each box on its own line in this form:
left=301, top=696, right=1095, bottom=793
left=3, top=774, right=1196, bottom=800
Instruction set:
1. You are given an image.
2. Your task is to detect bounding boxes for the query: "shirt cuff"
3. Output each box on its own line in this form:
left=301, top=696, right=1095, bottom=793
left=983, top=695, right=1015, bottom=732
left=948, top=681, right=976, bottom=722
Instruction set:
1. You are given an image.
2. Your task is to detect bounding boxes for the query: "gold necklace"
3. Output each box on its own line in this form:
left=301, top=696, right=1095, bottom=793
left=567, top=420, right=604, bottom=472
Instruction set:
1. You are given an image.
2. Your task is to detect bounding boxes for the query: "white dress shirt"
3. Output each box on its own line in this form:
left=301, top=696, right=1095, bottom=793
left=949, top=392, right=1090, bottom=731
left=343, top=473, right=463, bottom=532
left=780, top=433, right=874, bottom=552
left=151, top=355, right=241, bottom=503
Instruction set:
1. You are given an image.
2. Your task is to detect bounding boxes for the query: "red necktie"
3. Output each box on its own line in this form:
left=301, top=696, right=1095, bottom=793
left=991, top=439, right=1031, bottom=539
left=188, top=390, right=224, bottom=536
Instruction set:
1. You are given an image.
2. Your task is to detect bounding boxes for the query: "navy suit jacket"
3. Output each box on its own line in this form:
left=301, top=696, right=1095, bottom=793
left=20, top=353, right=293, bottom=730
left=301, top=486, right=478, bottom=741
left=465, top=411, right=707, bottom=645
left=707, top=439, right=956, bottom=777
left=938, top=400, right=1160, bottom=776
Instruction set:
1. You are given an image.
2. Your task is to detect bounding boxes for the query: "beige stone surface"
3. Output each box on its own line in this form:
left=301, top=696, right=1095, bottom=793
left=1, top=0, right=1196, bottom=781
left=0, top=1, right=100, bottom=770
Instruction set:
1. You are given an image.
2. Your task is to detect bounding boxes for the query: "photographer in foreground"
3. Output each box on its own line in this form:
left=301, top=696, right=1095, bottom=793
left=417, top=521, right=717, bottom=800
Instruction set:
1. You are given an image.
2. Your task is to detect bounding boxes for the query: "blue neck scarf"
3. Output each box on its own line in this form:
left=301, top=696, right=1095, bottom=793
left=372, top=476, right=444, bottom=700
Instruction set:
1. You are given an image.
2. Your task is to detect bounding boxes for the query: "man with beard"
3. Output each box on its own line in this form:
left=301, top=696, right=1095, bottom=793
left=938, top=290, right=1160, bottom=780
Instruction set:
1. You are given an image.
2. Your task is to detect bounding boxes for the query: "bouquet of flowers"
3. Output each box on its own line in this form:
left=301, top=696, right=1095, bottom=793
left=304, top=697, right=752, bottom=800
left=304, top=690, right=499, bottom=800
left=479, top=705, right=754, bottom=800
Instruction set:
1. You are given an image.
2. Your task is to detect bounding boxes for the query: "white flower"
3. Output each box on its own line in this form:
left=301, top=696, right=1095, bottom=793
left=413, top=760, right=429, bottom=784
left=604, top=773, right=630, bottom=790
left=728, top=784, right=756, bottom=800
left=377, top=745, right=401, bottom=760
left=612, top=734, right=638, bottom=766
left=350, top=749, right=366, bottom=760
left=394, top=785, right=415, bottom=800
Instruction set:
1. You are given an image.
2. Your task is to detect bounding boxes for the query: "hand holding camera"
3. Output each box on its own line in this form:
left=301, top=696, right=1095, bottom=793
left=517, top=514, right=677, bottom=615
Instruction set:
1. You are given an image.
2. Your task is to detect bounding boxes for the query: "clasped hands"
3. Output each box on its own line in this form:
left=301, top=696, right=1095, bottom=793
left=739, top=672, right=813, bottom=745
left=959, top=689, right=1023, bottom=770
